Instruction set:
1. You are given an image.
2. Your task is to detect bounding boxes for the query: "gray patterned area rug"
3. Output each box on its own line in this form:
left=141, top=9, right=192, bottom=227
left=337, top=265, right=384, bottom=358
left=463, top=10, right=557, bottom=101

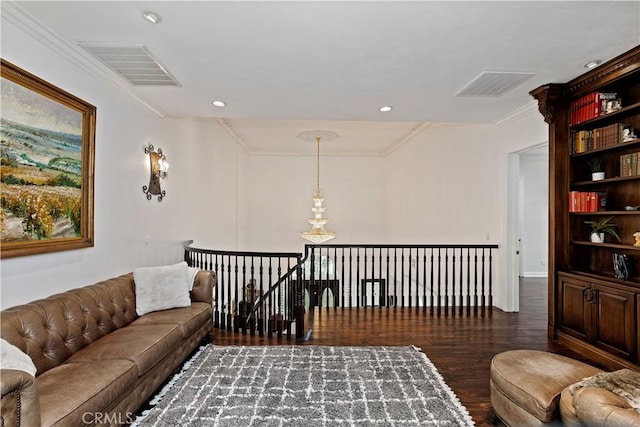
left=133, top=345, right=474, bottom=426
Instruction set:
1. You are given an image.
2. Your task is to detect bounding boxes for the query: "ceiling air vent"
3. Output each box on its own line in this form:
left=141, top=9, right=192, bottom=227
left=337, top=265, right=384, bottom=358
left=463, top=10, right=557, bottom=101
left=456, top=71, right=535, bottom=97
left=79, top=43, right=179, bottom=86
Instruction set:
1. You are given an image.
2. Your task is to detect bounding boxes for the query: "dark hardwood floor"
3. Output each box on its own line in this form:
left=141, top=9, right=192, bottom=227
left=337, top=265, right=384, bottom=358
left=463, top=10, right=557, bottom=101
left=213, top=278, right=594, bottom=426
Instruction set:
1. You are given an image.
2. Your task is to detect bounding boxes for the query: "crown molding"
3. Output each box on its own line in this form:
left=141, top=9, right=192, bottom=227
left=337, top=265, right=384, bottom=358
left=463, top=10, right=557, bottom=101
left=2, top=2, right=166, bottom=118
left=216, top=118, right=252, bottom=154
left=217, top=118, right=429, bottom=157
left=493, top=101, right=538, bottom=126
left=383, top=122, right=430, bottom=155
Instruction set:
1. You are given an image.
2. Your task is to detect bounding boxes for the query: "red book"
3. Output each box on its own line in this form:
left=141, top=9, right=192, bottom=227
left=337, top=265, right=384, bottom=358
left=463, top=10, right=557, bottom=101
left=569, top=191, right=579, bottom=212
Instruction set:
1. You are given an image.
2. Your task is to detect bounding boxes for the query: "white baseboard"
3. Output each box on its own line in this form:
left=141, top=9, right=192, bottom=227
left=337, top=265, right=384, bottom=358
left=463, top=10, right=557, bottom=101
left=522, top=272, right=548, bottom=278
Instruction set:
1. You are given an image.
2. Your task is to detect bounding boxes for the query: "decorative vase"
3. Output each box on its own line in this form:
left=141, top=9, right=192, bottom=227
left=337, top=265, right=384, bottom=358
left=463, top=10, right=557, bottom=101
left=590, top=232, right=605, bottom=243
left=612, top=253, right=631, bottom=279
left=592, top=171, right=605, bottom=181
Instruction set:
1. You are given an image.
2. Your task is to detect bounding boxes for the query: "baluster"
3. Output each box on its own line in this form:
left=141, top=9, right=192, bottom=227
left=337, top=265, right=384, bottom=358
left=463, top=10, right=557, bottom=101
left=414, top=248, right=419, bottom=309
left=407, top=249, right=412, bottom=309
left=386, top=248, right=391, bottom=308
left=258, top=257, right=264, bottom=337
left=249, top=257, right=255, bottom=335
left=451, top=249, right=456, bottom=315
left=267, top=257, right=273, bottom=337
left=370, top=249, right=375, bottom=308
left=378, top=248, right=383, bottom=308
left=214, top=254, right=220, bottom=328
left=437, top=248, right=442, bottom=315
left=348, top=248, right=353, bottom=308
left=226, top=256, right=232, bottom=330
left=466, top=249, right=471, bottom=316
left=400, top=249, right=405, bottom=307
left=355, top=248, right=360, bottom=308
left=473, top=248, right=478, bottom=316
left=341, top=248, right=345, bottom=311
left=422, top=249, right=427, bottom=311
left=219, top=255, right=226, bottom=330
left=234, top=256, right=239, bottom=332
left=444, top=249, right=449, bottom=315
left=481, top=248, right=486, bottom=314
left=430, top=248, right=434, bottom=313
left=392, top=248, right=397, bottom=308
left=488, top=248, right=493, bottom=311
left=459, top=248, right=464, bottom=316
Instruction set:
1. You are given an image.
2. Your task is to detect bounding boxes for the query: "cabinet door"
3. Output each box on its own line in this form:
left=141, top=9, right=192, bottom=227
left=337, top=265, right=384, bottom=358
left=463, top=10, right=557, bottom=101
left=558, top=276, right=590, bottom=340
left=592, top=284, right=637, bottom=360
left=637, top=294, right=640, bottom=364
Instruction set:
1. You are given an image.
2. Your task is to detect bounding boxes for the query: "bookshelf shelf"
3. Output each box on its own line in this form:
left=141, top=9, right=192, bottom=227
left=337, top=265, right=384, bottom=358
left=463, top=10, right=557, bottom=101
left=572, top=241, right=640, bottom=251
left=570, top=139, right=640, bottom=158
left=572, top=175, right=640, bottom=187
left=570, top=211, right=640, bottom=216
left=531, top=45, right=640, bottom=370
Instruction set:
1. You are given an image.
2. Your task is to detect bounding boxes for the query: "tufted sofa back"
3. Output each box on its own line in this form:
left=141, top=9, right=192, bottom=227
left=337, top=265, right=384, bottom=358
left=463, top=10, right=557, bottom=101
left=1, top=273, right=138, bottom=376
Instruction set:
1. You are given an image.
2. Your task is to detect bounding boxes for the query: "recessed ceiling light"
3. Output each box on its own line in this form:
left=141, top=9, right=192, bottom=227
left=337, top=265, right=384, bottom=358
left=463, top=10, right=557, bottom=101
left=379, top=106, right=393, bottom=112
left=143, top=11, right=161, bottom=24
left=584, top=60, right=601, bottom=69
left=212, top=100, right=226, bottom=107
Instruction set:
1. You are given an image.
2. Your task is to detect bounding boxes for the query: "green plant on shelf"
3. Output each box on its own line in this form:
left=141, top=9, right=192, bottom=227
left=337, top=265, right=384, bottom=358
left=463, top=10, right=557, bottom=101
left=587, top=157, right=604, bottom=172
left=585, top=216, right=621, bottom=243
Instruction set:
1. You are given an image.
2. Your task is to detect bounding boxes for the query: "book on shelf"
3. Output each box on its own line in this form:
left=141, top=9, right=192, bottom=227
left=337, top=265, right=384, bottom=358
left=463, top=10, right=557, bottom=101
left=620, top=152, right=639, bottom=177
left=570, top=92, right=618, bottom=126
left=569, top=191, right=607, bottom=212
left=570, top=123, right=630, bottom=154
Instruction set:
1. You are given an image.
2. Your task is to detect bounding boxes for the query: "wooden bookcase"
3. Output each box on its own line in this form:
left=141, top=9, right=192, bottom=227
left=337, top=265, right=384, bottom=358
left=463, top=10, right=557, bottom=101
left=531, top=45, right=640, bottom=370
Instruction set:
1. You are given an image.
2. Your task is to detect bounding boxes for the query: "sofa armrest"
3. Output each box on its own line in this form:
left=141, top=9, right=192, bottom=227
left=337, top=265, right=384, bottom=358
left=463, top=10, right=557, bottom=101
left=191, top=270, right=215, bottom=304
left=1, top=369, right=41, bottom=427
left=573, top=386, right=640, bottom=427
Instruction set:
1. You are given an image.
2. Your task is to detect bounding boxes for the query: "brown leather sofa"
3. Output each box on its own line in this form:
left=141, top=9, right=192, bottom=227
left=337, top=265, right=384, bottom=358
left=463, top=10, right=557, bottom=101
left=0, top=270, right=215, bottom=427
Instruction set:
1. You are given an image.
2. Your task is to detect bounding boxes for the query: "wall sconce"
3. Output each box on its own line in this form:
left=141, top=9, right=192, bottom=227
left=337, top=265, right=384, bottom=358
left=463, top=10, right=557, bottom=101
left=143, top=144, right=169, bottom=202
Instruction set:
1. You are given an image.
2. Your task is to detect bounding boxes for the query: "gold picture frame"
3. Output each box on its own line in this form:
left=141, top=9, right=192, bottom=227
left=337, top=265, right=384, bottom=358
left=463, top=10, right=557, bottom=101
left=1, top=59, right=96, bottom=258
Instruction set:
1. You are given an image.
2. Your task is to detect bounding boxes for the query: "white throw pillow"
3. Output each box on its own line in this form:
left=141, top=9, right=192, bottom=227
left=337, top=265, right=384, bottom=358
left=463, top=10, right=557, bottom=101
left=133, top=262, right=192, bottom=316
left=187, top=266, right=199, bottom=291
left=1, top=338, right=37, bottom=376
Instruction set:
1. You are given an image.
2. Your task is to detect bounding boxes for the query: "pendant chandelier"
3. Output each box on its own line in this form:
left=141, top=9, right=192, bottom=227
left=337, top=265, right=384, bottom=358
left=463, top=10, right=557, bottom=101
left=298, top=130, right=339, bottom=244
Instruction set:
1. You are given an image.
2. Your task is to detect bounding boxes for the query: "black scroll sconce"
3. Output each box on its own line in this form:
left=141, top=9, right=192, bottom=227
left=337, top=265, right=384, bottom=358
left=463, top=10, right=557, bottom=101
left=143, top=144, right=169, bottom=202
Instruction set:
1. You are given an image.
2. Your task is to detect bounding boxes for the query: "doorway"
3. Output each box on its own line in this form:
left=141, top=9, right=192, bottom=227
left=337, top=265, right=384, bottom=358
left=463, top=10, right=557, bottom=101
left=361, top=278, right=386, bottom=307
left=505, top=143, right=548, bottom=312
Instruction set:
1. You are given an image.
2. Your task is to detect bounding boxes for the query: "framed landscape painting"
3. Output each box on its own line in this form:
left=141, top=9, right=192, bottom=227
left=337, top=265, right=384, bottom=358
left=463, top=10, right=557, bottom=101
left=1, top=59, right=95, bottom=258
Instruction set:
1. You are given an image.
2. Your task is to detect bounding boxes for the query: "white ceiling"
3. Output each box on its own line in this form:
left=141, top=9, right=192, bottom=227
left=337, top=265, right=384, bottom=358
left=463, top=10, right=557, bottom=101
left=6, top=1, right=640, bottom=155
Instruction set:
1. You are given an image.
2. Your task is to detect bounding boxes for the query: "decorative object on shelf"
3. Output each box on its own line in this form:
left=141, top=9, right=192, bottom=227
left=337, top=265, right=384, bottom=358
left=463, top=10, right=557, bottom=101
left=622, top=125, right=637, bottom=142
left=613, top=253, right=631, bottom=279
left=585, top=216, right=621, bottom=243
left=634, top=232, right=640, bottom=247
left=587, top=157, right=605, bottom=181
left=143, top=144, right=169, bottom=202
left=298, top=130, right=339, bottom=244
left=604, top=98, right=622, bottom=114
left=0, top=59, right=96, bottom=259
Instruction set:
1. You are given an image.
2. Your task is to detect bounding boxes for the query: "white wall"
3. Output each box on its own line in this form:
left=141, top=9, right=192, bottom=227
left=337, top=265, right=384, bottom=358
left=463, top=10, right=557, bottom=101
left=238, top=154, right=387, bottom=253
left=0, top=17, right=238, bottom=308
left=386, top=123, right=504, bottom=244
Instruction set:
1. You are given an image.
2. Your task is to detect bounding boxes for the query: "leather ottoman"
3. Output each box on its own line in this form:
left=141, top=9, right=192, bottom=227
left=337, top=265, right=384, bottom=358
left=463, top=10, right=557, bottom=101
left=490, top=350, right=602, bottom=426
